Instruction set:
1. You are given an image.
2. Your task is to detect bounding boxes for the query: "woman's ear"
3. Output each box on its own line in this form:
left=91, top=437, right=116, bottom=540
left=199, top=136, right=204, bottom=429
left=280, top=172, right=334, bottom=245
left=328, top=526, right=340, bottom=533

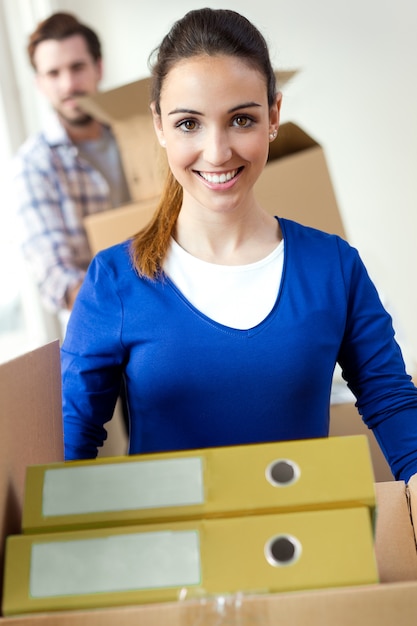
left=269, top=92, right=283, bottom=142
left=150, top=101, right=166, bottom=147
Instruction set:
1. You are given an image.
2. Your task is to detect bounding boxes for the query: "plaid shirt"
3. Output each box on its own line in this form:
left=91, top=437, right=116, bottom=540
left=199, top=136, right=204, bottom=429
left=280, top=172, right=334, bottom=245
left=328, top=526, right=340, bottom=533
left=11, top=113, right=120, bottom=314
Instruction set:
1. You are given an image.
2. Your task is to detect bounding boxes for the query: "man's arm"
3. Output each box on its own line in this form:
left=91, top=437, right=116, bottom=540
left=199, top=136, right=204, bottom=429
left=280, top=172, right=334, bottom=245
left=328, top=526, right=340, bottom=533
left=11, top=145, right=90, bottom=314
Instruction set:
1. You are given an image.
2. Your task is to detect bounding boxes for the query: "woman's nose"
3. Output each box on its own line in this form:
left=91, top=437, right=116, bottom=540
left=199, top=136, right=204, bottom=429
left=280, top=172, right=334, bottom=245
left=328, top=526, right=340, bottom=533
left=203, top=128, right=233, bottom=165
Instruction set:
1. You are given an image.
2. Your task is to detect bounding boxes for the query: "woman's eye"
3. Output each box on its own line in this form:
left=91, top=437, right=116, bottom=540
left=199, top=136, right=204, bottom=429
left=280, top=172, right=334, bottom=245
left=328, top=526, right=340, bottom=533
left=178, top=119, right=198, bottom=132
left=233, top=115, right=253, bottom=128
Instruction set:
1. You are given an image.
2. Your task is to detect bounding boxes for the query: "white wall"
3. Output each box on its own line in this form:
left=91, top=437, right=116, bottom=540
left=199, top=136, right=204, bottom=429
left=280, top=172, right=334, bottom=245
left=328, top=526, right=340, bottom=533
left=5, top=0, right=417, bottom=368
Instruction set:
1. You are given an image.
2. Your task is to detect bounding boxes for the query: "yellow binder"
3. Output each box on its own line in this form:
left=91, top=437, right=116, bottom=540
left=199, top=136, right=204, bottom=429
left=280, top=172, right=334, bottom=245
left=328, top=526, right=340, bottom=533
left=22, top=436, right=376, bottom=533
left=3, top=506, right=378, bottom=616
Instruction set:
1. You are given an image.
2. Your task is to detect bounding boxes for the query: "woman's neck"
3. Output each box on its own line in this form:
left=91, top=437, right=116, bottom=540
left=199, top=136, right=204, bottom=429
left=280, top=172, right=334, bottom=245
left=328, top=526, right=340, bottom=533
left=174, top=204, right=281, bottom=266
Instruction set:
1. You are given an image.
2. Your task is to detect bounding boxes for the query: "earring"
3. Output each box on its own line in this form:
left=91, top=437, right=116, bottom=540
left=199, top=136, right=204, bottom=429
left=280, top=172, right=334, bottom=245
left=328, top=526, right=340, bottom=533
left=160, top=138, right=166, bottom=147
left=269, top=130, right=277, bottom=141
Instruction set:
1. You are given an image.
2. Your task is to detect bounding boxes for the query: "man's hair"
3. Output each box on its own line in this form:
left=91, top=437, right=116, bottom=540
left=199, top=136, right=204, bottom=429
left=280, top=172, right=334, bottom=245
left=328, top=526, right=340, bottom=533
left=28, top=12, right=102, bottom=70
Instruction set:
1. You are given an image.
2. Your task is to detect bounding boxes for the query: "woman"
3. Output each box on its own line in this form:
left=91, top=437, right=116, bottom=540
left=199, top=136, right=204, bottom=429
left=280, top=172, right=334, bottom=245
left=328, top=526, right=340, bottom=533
left=61, top=8, right=417, bottom=482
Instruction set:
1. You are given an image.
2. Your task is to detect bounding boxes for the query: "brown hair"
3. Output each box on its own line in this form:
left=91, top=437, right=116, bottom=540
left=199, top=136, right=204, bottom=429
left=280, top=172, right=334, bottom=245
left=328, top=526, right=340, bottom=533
left=28, top=12, right=102, bottom=70
left=130, top=8, right=277, bottom=280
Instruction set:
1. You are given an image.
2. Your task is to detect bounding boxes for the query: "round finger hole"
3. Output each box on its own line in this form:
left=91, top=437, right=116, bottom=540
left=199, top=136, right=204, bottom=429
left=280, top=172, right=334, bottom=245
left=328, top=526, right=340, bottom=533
left=265, top=459, right=300, bottom=487
left=265, top=534, right=302, bottom=567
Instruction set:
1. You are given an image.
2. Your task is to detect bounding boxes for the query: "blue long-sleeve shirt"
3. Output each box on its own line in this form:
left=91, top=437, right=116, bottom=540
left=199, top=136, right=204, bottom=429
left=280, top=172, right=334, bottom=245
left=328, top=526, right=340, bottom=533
left=61, top=218, right=417, bottom=481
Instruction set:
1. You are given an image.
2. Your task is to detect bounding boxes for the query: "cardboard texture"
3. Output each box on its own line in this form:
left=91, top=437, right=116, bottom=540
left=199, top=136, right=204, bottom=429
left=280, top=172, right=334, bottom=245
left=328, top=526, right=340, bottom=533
left=84, top=198, right=158, bottom=256
left=254, top=121, right=345, bottom=237
left=3, top=507, right=378, bottom=616
left=374, top=481, right=417, bottom=583
left=407, top=474, right=417, bottom=533
left=77, top=79, right=166, bottom=203
left=22, top=436, right=375, bottom=534
left=0, top=342, right=64, bottom=607
left=2, top=583, right=417, bottom=626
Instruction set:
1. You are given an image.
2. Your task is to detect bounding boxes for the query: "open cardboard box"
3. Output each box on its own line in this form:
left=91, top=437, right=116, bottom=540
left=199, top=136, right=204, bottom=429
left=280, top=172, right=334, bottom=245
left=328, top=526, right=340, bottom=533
left=0, top=342, right=64, bottom=597
left=1, top=342, right=417, bottom=624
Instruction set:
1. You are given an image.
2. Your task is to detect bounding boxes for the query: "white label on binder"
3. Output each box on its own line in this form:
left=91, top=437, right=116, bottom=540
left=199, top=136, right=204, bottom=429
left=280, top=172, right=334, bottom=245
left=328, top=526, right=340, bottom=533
left=42, top=457, right=204, bottom=516
left=30, top=530, right=201, bottom=597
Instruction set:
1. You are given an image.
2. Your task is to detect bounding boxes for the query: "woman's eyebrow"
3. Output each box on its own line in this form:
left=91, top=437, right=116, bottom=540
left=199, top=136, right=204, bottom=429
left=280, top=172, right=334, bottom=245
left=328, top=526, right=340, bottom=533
left=229, top=101, right=262, bottom=113
left=168, top=108, right=201, bottom=116
left=168, top=102, right=262, bottom=116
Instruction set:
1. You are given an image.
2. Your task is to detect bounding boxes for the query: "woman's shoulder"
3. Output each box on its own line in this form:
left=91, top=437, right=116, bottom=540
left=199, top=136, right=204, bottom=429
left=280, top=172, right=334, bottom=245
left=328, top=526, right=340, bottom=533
left=279, top=216, right=344, bottom=240
left=92, top=239, right=134, bottom=275
left=278, top=217, right=364, bottom=281
left=279, top=217, right=353, bottom=252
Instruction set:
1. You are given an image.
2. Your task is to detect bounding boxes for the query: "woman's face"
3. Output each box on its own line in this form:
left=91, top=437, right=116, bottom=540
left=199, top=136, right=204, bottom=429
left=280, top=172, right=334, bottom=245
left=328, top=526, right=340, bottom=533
left=152, top=54, right=281, bottom=216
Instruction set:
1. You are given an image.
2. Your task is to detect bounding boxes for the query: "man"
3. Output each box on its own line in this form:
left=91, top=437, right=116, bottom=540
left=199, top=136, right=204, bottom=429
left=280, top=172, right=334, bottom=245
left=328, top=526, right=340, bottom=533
left=12, top=12, right=131, bottom=329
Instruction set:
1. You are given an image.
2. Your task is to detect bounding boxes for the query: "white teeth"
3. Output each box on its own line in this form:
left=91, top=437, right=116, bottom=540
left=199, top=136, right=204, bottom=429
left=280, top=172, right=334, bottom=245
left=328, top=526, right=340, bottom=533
left=200, top=169, right=238, bottom=184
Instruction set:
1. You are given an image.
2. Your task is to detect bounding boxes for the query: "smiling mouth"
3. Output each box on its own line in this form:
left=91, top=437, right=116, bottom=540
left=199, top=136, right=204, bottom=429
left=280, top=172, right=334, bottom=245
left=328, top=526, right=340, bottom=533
left=198, top=168, right=242, bottom=184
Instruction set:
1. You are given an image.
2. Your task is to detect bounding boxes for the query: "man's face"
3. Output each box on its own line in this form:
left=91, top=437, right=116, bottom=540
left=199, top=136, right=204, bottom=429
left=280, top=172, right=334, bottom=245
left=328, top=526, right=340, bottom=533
left=34, top=34, right=102, bottom=126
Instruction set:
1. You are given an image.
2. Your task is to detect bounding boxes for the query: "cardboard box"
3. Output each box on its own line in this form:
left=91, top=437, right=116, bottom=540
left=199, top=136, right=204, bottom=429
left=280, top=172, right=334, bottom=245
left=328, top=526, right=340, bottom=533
left=374, top=480, right=417, bottom=583
left=0, top=342, right=64, bottom=604
left=84, top=198, right=158, bottom=256
left=2, top=581, right=417, bottom=626
left=254, top=121, right=345, bottom=237
left=77, top=79, right=166, bottom=203
left=2, top=345, right=417, bottom=624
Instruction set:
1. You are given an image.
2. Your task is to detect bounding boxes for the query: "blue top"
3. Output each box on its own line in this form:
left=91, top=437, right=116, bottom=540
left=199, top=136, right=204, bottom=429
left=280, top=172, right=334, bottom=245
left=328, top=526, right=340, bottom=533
left=61, top=218, right=417, bottom=481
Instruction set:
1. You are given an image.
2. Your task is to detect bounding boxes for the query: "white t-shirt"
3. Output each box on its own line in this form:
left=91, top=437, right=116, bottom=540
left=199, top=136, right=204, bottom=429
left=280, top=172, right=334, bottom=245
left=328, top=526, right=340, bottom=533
left=164, top=237, right=284, bottom=330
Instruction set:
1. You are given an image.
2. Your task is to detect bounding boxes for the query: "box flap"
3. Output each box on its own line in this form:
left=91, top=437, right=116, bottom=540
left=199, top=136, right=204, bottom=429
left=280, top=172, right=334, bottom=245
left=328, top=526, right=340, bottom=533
left=77, top=79, right=163, bottom=202
left=77, top=79, right=153, bottom=124
left=269, top=122, right=318, bottom=161
left=254, top=123, right=346, bottom=237
left=374, top=481, right=417, bottom=582
left=406, top=473, right=417, bottom=543
left=276, top=69, right=299, bottom=90
left=2, top=582, right=417, bottom=625
left=0, top=341, right=63, bottom=605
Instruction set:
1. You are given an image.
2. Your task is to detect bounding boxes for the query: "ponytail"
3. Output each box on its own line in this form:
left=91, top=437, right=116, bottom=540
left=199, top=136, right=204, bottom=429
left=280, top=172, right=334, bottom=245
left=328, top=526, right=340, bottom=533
left=130, top=171, right=182, bottom=279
